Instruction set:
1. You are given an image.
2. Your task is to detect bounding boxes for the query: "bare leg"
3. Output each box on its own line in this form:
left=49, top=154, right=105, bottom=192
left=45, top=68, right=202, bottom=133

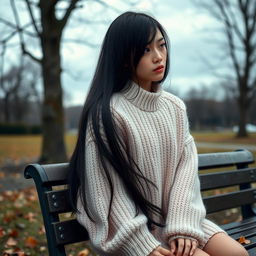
left=193, top=248, right=210, bottom=256
left=203, top=232, right=248, bottom=256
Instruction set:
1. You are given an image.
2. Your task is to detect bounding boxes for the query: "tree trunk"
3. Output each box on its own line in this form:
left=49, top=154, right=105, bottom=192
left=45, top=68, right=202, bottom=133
left=39, top=13, right=67, bottom=163
left=3, top=93, right=10, bottom=123
left=237, top=88, right=248, bottom=137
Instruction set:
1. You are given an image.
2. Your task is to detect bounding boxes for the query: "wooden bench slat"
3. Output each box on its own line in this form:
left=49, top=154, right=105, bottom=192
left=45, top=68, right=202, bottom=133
left=198, top=150, right=254, bottom=170
left=227, top=223, right=256, bottom=236
left=200, top=167, right=256, bottom=191
left=248, top=246, right=256, bottom=255
left=204, top=188, right=256, bottom=213
left=246, top=242, right=256, bottom=251
left=232, top=230, right=256, bottom=240
left=221, top=217, right=256, bottom=231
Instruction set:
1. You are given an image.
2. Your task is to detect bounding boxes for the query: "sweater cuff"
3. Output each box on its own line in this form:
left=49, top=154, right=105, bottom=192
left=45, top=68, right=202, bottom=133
left=168, top=235, right=198, bottom=244
left=122, top=225, right=161, bottom=255
left=200, top=219, right=227, bottom=248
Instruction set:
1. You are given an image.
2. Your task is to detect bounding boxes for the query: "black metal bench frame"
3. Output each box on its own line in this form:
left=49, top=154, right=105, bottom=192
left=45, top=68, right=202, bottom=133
left=24, top=149, right=256, bottom=256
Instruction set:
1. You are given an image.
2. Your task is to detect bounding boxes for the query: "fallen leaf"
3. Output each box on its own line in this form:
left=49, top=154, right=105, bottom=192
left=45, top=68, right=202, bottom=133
left=2, top=249, right=14, bottom=255
left=38, top=225, right=46, bottom=235
left=25, top=236, right=38, bottom=248
left=0, top=227, right=6, bottom=238
left=238, top=236, right=251, bottom=244
left=77, top=248, right=90, bottom=256
left=3, top=248, right=26, bottom=256
left=39, top=246, right=47, bottom=252
left=24, top=212, right=37, bottom=222
left=8, top=229, right=19, bottom=238
left=5, top=237, right=17, bottom=247
left=11, top=173, right=21, bottom=178
left=3, top=211, right=16, bottom=223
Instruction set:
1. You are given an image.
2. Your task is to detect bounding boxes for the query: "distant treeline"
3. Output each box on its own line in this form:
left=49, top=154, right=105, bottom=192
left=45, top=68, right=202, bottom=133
left=0, top=123, right=41, bottom=134
left=0, top=88, right=256, bottom=134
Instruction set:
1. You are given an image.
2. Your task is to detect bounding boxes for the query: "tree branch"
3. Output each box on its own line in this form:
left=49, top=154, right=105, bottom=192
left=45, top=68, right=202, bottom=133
left=21, top=44, right=42, bottom=63
left=8, top=0, right=42, bottom=63
left=24, top=0, right=41, bottom=37
left=0, top=44, right=6, bottom=91
left=214, top=0, right=241, bottom=82
left=60, top=0, right=81, bottom=30
left=223, top=1, right=245, bottom=44
left=0, top=17, right=38, bottom=38
left=251, top=0, right=256, bottom=34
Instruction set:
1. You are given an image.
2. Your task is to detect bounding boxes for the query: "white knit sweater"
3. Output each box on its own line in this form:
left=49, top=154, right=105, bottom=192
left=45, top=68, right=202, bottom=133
left=77, top=81, right=225, bottom=255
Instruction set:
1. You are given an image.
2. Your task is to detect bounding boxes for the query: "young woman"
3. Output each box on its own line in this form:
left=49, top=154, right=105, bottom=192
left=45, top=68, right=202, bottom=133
left=68, top=11, right=248, bottom=256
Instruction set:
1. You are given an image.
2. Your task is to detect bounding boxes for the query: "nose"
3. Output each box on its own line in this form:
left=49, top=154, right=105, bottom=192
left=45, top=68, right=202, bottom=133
left=153, top=49, right=163, bottom=63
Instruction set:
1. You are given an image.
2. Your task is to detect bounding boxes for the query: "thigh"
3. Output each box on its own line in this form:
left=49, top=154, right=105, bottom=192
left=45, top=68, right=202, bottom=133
left=193, top=248, right=210, bottom=256
left=203, top=232, right=248, bottom=256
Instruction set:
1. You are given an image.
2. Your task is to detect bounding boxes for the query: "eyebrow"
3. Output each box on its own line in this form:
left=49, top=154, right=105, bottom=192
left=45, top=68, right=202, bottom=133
left=156, top=37, right=165, bottom=42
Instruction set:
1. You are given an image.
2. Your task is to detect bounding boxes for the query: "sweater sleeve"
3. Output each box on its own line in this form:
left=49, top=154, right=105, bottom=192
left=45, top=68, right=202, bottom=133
left=162, top=110, right=226, bottom=247
left=162, top=105, right=206, bottom=245
left=76, top=115, right=161, bottom=256
left=162, top=135, right=206, bottom=246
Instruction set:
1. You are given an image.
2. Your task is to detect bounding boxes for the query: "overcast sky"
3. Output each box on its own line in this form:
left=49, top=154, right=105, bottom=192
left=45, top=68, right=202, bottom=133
left=1, top=0, right=227, bottom=106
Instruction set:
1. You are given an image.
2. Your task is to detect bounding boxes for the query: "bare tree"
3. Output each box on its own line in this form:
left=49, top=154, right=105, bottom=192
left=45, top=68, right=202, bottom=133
left=192, top=0, right=256, bottom=137
left=0, top=66, right=21, bottom=123
left=1, top=0, right=84, bottom=162
left=0, top=0, right=142, bottom=163
left=0, top=57, right=40, bottom=123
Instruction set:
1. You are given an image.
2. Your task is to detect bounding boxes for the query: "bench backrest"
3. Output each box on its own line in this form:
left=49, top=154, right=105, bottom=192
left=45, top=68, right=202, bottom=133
left=24, top=149, right=255, bottom=256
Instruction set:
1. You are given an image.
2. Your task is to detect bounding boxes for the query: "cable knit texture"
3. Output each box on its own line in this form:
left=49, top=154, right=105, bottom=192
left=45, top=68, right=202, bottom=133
left=77, top=81, right=226, bottom=255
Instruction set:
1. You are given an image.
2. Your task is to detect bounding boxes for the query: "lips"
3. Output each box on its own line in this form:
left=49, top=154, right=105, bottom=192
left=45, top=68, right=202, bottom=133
left=153, top=65, right=164, bottom=72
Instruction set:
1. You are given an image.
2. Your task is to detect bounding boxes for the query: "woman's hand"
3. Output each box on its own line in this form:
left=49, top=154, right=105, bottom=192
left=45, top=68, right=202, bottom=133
left=169, top=238, right=198, bottom=256
left=148, top=245, right=174, bottom=256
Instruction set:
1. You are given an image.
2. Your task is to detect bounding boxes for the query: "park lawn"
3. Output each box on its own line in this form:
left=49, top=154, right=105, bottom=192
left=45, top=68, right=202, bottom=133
left=192, top=131, right=256, bottom=144
left=0, top=131, right=255, bottom=165
left=0, top=187, right=95, bottom=256
left=0, top=134, right=77, bottom=165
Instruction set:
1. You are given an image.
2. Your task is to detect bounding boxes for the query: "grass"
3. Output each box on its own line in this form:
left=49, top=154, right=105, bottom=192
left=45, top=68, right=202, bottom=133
left=0, top=131, right=256, bottom=255
left=0, top=134, right=77, bottom=165
left=192, top=131, right=256, bottom=145
left=0, top=187, right=95, bottom=256
left=0, top=131, right=255, bottom=165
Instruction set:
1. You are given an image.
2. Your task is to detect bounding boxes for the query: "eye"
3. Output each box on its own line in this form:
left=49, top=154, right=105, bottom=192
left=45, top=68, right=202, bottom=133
left=144, top=47, right=150, bottom=53
left=160, top=42, right=166, bottom=48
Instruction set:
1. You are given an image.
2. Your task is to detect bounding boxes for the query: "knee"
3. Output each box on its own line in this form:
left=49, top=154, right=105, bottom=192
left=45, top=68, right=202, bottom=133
left=232, top=247, right=249, bottom=256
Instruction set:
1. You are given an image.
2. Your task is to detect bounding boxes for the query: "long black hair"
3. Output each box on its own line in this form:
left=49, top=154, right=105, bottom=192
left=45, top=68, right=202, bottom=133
left=68, top=11, right=170, bottom=229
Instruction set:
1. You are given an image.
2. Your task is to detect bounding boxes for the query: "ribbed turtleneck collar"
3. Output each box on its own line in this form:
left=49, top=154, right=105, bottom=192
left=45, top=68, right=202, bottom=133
left=121, top=82, right=162, bottom=112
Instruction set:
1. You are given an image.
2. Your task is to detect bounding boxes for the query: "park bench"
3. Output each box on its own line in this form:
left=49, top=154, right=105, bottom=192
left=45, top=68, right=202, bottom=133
left=24, top=149, right=256, bottom=256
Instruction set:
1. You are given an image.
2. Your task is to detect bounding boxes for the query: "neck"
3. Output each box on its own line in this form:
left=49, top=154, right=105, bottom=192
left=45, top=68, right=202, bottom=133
left=132, top=80, right=159, bottom=92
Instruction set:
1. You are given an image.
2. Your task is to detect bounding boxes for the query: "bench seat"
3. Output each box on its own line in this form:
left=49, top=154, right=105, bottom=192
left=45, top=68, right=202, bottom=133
left=24, top=149, right=256, bottom=256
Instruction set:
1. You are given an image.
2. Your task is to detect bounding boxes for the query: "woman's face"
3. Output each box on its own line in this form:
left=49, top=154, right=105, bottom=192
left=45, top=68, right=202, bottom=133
left=133, top=28, right=167, bottom=91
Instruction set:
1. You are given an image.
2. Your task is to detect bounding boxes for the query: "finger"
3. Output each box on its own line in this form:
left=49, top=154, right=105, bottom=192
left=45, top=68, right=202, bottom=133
left=169, top=240, right=176, bottom=254
left=158, top=246, right=173, bottom=255
left=190, top=240, right=198, bottom=256
left=153, top=252, right=164, bottom=256
left=149, top=247, right=163, bottom=256
left=183, top=239, right=192, bottom=256
left=177, top=238, right=185, bottom=256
